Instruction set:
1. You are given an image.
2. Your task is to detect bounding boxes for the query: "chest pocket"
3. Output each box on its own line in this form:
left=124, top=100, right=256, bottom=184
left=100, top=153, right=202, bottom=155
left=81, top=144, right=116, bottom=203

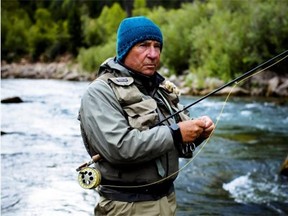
left=108, top=77, right=158, bottom=131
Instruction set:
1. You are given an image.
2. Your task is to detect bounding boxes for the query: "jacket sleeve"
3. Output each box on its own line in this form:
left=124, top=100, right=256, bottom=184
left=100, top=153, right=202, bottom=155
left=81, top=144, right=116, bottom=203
left=79, top=79, right=175, bottom=165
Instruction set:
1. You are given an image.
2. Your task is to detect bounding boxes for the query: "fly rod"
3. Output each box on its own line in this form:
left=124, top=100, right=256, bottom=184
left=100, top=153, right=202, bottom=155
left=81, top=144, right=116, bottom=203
left=155, top=49, right=288, bottom=126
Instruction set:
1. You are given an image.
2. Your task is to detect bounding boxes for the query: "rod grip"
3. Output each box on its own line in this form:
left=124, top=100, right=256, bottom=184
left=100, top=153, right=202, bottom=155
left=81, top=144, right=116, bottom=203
left=92, top=154, right=101, bottom=162
left=76, top=154, right=101, bottom=172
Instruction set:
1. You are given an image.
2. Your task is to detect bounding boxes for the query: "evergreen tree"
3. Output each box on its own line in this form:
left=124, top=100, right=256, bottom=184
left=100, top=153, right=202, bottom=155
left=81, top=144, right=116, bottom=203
left=67, top=6, right=83, bottom=56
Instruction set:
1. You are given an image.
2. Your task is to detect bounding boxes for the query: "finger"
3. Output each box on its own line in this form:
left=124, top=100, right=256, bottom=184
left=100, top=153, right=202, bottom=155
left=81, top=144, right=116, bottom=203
left=194, top=119, right=206, bottom=128
left=204, top=124, right=215, bottom=133
left=199, top=116, right=213, bottom=128
left=204, top=120, right=213, bottom=129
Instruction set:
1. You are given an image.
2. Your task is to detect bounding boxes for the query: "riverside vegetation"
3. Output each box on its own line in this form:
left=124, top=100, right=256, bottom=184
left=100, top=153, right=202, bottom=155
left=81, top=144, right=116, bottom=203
left=2, top=0, right=288, bottom=97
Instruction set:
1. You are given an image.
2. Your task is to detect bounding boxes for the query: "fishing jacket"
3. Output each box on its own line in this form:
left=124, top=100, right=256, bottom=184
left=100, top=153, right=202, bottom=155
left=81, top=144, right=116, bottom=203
left=79, top=57, right=194, bottom=201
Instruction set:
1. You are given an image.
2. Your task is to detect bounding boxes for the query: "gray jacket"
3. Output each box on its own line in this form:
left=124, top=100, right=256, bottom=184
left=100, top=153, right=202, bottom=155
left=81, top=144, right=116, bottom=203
left=79, top=58, right=190, bottom=189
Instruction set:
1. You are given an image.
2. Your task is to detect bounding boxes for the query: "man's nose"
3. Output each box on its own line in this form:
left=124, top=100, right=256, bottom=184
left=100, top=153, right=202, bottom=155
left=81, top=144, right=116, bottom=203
left=147, top=46, right=160, bottom=58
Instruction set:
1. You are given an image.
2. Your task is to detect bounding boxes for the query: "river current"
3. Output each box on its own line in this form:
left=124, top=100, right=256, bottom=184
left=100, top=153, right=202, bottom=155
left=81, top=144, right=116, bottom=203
left=1, top=79, right=288, bottom=215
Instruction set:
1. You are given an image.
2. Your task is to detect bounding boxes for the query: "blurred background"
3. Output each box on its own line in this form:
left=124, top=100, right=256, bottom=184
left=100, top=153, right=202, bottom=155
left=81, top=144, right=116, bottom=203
left=2, top=0, right=288, bottom=83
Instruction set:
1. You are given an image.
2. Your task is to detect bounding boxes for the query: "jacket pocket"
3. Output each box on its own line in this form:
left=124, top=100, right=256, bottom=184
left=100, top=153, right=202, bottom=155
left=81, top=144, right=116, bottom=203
left=124, top=99, right=158, bottom=131
left=108, top=77, right=142, bottom=105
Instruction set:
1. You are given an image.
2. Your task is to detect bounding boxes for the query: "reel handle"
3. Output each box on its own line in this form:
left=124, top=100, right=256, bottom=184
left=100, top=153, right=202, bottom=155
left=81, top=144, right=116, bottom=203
left=92, top=154, right=101, bottom=162
left=76, top=154, right=101, bottom=172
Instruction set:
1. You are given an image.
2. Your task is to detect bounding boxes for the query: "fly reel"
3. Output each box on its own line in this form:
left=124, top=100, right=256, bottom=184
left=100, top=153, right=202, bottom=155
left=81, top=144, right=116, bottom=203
left=76, top=154, right=102, bottom=189
left=78, top=167, right=101, bottom=189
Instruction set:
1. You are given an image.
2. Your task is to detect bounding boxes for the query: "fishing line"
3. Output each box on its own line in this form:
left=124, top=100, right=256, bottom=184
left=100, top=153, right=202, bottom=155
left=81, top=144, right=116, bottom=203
left=77, top=51, right=288, bottom=189
left=172, top=51, right=288, bottom=179
left=155, top=49, right=288, bottom=126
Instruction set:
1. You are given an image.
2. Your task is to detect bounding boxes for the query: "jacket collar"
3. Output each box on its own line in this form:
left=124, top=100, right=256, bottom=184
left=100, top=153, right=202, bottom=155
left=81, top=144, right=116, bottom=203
left=101, top=57, right=165, bottom=95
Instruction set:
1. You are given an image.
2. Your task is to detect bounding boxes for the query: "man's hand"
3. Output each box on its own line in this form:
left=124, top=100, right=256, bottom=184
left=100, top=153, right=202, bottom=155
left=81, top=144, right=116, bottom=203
left=198, top=116, right=215, bottom=139
left=178, top=116, right=215, bottom=143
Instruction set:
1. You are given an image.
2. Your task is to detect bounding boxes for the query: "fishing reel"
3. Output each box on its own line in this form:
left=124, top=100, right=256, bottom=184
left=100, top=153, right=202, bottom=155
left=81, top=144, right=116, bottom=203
left=76, top=154, right=102, bottom=189
left=78, top=167, right=101, bottom=189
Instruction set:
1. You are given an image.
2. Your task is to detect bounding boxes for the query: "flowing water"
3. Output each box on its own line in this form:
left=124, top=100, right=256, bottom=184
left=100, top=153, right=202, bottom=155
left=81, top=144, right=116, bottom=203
left=1, top=79, right=288, bottom=216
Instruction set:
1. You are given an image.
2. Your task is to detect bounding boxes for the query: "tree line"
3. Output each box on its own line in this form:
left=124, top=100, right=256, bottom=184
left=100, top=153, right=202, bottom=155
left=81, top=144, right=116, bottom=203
left=2, top=0, right=288, bottom=86
left=1, top=0, right=194, bottom=61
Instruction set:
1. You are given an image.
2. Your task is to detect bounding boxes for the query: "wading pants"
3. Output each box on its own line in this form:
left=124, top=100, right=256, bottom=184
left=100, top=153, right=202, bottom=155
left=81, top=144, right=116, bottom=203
left=94, top=192, right=177, bottom=216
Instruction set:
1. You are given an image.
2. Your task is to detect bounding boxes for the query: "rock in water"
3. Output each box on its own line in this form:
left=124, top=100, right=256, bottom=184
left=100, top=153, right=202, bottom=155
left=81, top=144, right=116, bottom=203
left=1, top=96, right=23, bottom=103
left=280, top=155, right=288, bottom=177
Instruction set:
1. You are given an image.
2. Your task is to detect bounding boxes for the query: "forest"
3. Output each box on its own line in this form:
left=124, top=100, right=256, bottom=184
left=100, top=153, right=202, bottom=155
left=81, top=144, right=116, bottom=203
left=2, top=0, right=288, bottom=86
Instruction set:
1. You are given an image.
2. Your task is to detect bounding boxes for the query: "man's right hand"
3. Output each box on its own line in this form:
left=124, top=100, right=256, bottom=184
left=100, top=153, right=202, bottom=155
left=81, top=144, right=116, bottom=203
left=178, top=116, right=215, bottom=143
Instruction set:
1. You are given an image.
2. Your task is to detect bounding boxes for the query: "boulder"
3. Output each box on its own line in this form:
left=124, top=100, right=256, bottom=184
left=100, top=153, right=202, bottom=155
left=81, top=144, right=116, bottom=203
left=215, top=86, right=249, bottom=96
left=280, top=155, right=288, bottom=177
left=275, top=79, right=288, bottom=97
left=1, top=96, right=23, bottom=103
left=266, top=76, right=280, bottom=96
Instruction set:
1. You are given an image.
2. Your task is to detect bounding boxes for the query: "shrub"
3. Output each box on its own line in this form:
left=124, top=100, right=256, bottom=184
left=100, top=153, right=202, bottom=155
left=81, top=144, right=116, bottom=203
left=77, top=36, right=116, bottom=73
left=28, top=8, right=58, bottom=61
left=1, top=9, right=31, bottom=61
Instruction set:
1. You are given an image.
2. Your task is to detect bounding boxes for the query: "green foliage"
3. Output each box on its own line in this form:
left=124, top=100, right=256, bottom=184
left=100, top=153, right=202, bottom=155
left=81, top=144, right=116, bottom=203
left=77, top=36, right=116, bottom=73
left=28, top=8, right=58, bottom=61
left=82, top=15, right=101, bottom=46
left=48, top=20, right=70, bottom=59
left=96, top=3, right=126, bottom=42
left=67, top=6, right=83, bottom=56
left=82, top=3, right=126, bottom=48
left=2, top=0, right=287, bottom=83
left=78, top=3, right=125, bottom=73
left=154, top=2, right=209, bottom=75
left=242, top=0, right=288, bottom=63
left=132, top=0, right=149, bottom=16
left=189, top=8, right=245, bottom=81
left=150, top=0, right=288, bottom=87
left=187, top=0, right=288, bottom=84
left=146, top=6, right=168, bottom=25
left=1, top=9, right=31, bottom=61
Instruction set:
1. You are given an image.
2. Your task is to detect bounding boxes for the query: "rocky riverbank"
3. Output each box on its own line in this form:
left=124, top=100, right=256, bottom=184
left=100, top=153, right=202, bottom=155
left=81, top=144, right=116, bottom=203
left=1, top=61, right=288, bottom=97
left=1, top=62, right=94, bottom=81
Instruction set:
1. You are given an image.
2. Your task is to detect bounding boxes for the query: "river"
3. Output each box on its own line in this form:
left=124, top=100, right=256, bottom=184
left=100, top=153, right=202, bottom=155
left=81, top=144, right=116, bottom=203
left=1, top=79, right=288, bottom=216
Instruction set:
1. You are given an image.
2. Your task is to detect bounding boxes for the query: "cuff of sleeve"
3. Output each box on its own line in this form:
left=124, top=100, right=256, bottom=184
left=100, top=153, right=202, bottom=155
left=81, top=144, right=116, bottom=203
left=168, top=124, right=183, bottom=152
left=194, top=137, right=205, bottom=147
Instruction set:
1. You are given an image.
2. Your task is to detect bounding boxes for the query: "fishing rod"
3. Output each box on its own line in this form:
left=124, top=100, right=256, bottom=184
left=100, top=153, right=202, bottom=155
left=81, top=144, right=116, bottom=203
left=76, top=50, right=287, bottom=190
left=155, top=49, right=288, bottom=126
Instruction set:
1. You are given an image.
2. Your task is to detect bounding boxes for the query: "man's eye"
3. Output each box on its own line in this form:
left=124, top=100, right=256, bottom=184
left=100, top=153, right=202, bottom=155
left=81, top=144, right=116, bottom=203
left=154, top=44, right=161, bottom=49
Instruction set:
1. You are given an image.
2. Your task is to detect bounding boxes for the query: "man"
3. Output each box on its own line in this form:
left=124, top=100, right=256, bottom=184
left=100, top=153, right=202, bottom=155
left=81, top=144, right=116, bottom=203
left=79, top=16, right=215, bottom=216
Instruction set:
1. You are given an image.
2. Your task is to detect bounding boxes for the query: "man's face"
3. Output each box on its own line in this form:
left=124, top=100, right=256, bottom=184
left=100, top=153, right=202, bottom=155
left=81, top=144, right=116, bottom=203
left=124, top=40, right=161, bottom=76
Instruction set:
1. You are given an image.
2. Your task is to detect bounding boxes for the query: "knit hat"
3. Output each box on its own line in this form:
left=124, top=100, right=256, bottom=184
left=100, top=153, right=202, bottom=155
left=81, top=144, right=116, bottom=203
left=116, top=16, right=163, bottom=63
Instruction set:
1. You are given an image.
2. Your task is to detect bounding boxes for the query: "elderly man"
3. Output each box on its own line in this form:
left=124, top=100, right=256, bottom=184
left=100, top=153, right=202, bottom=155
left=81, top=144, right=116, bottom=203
left=79, top=16, right=214, bottom=216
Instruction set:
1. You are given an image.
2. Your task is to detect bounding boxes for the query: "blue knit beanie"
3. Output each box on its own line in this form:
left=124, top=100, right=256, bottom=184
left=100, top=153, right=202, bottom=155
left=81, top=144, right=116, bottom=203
left=116, top=16, right=163, bottom=63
